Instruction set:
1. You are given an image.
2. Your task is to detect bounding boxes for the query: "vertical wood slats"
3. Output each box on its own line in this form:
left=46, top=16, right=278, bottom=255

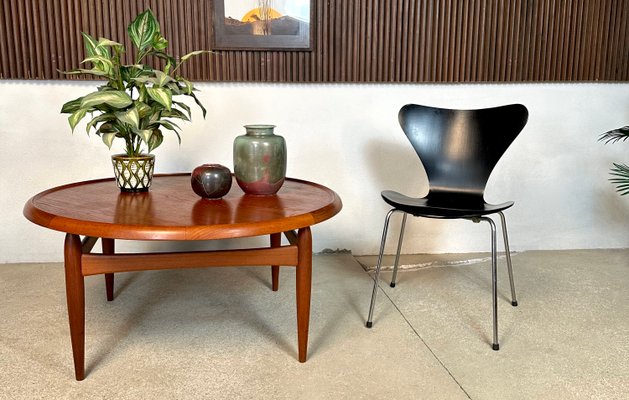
left=0, top=0, right=627, bottom=82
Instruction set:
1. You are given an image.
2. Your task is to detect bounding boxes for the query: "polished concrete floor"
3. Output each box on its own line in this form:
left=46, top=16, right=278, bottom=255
left=1, top=250, right=627, bottom=399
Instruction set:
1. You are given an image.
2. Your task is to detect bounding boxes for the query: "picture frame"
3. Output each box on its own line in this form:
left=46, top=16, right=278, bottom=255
left=212, top=0, right=314, bottom=50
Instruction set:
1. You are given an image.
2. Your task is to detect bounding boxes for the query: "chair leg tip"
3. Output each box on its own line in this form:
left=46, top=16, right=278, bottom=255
left=492, top=343, right=500, bottom=351
left=389, top=282, right=396, bottom=288
left=366, top=321, right=373, bottom=328
left=512, top=301, right=518, bottom=306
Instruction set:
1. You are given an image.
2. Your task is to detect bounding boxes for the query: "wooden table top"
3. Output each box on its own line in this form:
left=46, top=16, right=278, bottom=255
left=24, top=174, right=342, bottom=241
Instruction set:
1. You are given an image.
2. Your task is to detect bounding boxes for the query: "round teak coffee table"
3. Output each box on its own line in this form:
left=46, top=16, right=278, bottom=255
left=23, top=174, right=342, bottom=380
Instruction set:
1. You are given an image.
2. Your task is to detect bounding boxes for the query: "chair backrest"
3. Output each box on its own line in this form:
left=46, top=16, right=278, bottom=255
left=398, top=103, right=528, bottom=202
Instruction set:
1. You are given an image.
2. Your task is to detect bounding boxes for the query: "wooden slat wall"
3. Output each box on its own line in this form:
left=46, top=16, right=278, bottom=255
left=1, top=0, right=627, bottom=82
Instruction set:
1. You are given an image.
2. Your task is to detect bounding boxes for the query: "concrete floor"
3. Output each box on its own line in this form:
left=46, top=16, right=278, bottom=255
left=0, top=250, right=627, bottom=399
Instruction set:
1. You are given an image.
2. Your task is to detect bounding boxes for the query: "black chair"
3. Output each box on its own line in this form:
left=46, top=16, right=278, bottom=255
left=366, top=103, right=529, bottom=350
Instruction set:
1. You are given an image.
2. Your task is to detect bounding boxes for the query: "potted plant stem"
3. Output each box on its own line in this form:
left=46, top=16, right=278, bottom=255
left=60, top=9, right=207, bottom=192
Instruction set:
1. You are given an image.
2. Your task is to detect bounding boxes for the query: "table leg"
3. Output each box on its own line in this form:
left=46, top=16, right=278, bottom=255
left=64, top=233, right=85, bottom=381
left=296, top=227, right=312, bottom=362
left=102, top=238, right=115, bottom=301
left=101, top=238, right=116, bottom=301
left=270, top=233, right=281, bottom=291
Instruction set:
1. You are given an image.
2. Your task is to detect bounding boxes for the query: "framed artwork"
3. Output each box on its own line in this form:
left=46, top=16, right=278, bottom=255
left=212, top=0, right=314, bottom=50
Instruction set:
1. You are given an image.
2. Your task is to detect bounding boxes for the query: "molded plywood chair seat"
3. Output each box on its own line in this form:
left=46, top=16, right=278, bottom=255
left=366, top=103, right=529, bottom=350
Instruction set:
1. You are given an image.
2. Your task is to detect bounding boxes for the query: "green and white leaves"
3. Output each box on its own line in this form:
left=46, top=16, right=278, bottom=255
left=115, top=107, right=140, bottom=129
left=147, top=129, right=164, bottom=152
left=181, top=50, right=210, bottom=62
left=146, top=87, right=172, bottom=110
left=80, top=91, right=133, bottom=109
left=128, top=9, right=160, bottom=52
left=101, top=132, right=116, bottom=149
left=60, top=8, right=207, bottom=156
left=79, top=33, right=124, bottom=77
left=68, top=108, right=88, bottom=132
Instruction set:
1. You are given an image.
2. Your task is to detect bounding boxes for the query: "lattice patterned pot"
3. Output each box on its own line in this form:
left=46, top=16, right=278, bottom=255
left=111, top=154, right=155, bottom=192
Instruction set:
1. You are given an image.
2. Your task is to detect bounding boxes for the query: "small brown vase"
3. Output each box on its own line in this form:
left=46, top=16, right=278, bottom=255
left=191, top=164, right=233, bottom=199
left=111, top=154, right=155, bottom=192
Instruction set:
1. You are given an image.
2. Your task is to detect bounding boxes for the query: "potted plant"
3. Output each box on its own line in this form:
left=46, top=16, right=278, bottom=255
left=600, top=126, right=629, bottom=195
left=60, top=9, right=207, bottom=192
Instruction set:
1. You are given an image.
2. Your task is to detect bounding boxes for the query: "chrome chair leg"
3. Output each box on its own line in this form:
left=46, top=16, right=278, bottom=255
left=479, top=216, right=499, bottom=350
left=366, top=209, right=398, bottom=328
left=498, top=211, right=518, bottom=306
left=390, top=212, right=408, bottom=288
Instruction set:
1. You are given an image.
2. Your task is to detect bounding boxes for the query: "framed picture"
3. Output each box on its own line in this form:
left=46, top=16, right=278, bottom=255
left=212, top=0, right=314, bottom=50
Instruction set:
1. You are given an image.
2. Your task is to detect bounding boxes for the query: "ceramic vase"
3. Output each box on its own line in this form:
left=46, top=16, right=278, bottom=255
left=191, top=164, right=233, bottom=199
left=233, top=125, right=286, bottom=195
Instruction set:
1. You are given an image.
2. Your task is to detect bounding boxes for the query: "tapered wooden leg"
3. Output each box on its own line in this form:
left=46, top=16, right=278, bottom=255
left=102, top=238, right=115, bottom=301
left=296, top=227, right=312, bottom=362
left=64, top=233, right=85, bottom=381
left=270, top=233, right=281, bottom=291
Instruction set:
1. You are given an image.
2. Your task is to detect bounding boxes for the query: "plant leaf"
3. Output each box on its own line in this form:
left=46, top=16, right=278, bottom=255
left=173, top=101, right=191, bottom=119
left=135, top=128, right=153, bottom=144
left=130, top=75, right=156, bottom=85
left=147, top=129, right=164, bottom=152
left=99, top=123, right=117, bottom=134
left=60, top=68, right=110, bottom=77
left=101, top=132, right=116, bottom=149
left=81, top=56, right=114, bottom=74
left=80, top=91, right=133, bottom=109
left=146, top=87, right=172, bottom=110
left=86, top=113, right=116, bottom=134
left=599, top=126, right=629, bottom=144
left=97, top=38, right=123, bottom=48
left=180, top=50, right=210, bottom=62
left=610, top=163, right=629, bottom=195
left=81, top=55, right=114, bottom=67
left=135, top=101, right=153, bottom=119
left=152, top=34, right=168, bottom=51
left=128, top=9, right=159, bottom=51
left=156, top=120, right=181, bottom=132
left=153, top=51, right=177, bottom=72
left=153, top=70, right=172, bottom=87
left=161, top=108, right=189, bottom=121
left=68, top=108, right=88, bottom=132
left=176, top=77, right=193, bottom=95
left=188, top=91, right=207, bottom=118
left=115, top=106, right=140, bottom=129
left=61, top=97, right=84, bottom=114
left=81, top=32, right=100, bottom=58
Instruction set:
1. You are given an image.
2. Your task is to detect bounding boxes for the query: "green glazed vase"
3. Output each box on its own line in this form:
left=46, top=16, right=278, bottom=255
left=233, top=124, right=286, bottom=195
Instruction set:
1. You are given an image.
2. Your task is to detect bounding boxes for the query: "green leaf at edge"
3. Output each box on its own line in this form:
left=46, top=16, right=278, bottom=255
left=61, top=97, right=84, bottom=114
left=180, top=50, right=210, bottom=62
left=68, top=108, right=88, bottom=132
left=128, top=9, right=159, bottom=51
left=188, top=91, right=207, bottom=118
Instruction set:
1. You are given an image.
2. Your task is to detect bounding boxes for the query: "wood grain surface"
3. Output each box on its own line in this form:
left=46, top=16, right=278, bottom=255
left=24, top=174, right=342, bottom=241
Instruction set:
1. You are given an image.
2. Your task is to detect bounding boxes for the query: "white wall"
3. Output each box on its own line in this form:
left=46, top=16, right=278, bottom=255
left=1, top=81, right=628, bottom=263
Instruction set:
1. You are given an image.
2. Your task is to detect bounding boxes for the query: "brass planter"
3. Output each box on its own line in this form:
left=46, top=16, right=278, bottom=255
left=111, top=154, right=155, bottom=192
